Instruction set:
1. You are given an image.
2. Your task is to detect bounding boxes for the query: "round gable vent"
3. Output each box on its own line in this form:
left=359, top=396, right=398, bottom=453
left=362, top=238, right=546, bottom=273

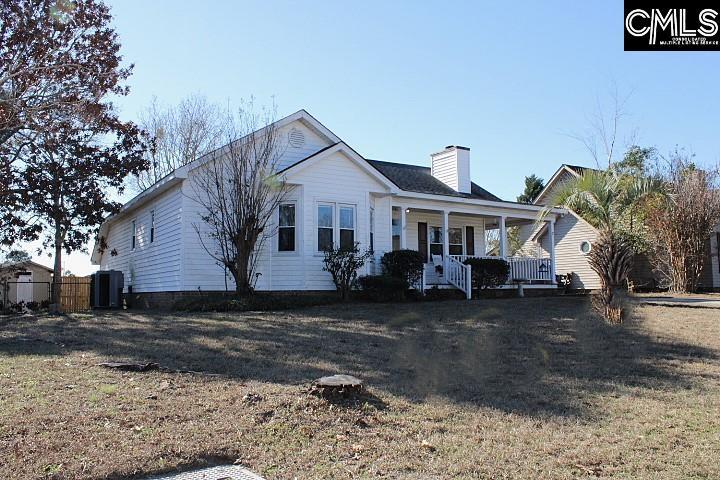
left=288, top=127, right=305, bottom=148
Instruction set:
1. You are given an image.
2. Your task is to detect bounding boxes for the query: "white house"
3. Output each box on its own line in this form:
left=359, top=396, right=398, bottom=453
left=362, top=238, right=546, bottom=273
left=521, top=164, right=720, bottom=291
left=91, top=110, right=565, bottom=307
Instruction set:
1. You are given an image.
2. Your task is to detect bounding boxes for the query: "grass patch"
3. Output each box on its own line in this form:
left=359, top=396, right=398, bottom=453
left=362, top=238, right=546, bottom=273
left=97, top=384, right=118, bottom=396
left=1, top=297, right=719, bottom=478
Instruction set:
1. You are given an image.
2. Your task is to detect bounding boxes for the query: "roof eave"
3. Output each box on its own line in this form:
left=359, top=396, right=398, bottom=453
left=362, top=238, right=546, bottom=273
left=393, top=190, right=566, bottom=215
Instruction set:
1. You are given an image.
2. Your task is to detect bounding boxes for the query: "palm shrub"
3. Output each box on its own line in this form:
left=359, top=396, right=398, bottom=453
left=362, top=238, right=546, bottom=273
left=540, top=169, right=660, bottom=323
left=322, top=242, right=372, bottom=301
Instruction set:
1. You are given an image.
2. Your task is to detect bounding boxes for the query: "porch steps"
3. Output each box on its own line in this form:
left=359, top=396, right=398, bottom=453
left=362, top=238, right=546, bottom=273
left=423, top=264, right=453, bottom=288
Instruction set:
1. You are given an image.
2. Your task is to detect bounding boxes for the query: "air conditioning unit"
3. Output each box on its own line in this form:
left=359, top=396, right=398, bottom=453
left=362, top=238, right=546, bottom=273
left=91, top=270, right=124, bottom=309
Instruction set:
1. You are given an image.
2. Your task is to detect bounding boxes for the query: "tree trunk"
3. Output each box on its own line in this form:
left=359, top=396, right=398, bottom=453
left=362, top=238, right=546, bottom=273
left=51, top=218, right=63, bottom=313
left=233, top=245, right=253, bottom=296
left=588, top=229, right=633, bottom=324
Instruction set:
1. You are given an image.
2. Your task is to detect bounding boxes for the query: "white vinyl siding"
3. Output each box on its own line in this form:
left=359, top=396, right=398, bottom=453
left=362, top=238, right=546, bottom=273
left=551, top=213, right=600, bottom=289
left=275, top=121, right=334, bottom=172
left=291, top=151, right=387, bottom=290
left=99, top=185, right=184, bottom=292
left=431, top=156, right=458, bottom=191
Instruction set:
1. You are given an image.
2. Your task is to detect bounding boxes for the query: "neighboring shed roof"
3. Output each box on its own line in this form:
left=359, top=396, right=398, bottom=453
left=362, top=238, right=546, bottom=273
left=0, top=260, right=54, bottom=273
left=366, top=159, right=501, bottom=201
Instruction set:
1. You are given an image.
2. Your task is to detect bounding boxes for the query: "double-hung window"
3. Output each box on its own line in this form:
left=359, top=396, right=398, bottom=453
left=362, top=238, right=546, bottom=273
left=391, top=207, right=401, bottom=251
left=317, top=204, right=334, bottom=252
left=317, top=203, right=357, bottom=252
left=278, top=203, right=296, bottom=252
left=429, top=226, right=443, bottom=256
left=448, top=227, right=463, bottom=255
left=339, top=205, right=355, bottom=250
left=131, top=220, right=137, bottom=250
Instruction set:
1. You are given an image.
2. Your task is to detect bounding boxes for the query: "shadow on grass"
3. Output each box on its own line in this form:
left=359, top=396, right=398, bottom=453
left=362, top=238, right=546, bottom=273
left=1, top=296, right=717, bottom=419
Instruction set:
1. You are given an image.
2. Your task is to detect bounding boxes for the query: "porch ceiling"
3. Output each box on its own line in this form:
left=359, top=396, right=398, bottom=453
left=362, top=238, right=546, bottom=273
left=402, top=207, right=538, bottom=227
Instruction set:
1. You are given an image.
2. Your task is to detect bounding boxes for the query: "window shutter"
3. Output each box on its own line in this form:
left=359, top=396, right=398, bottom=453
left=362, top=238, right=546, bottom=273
left=418, top=222, right=428, bottom=263
left=465, top=226, right=475, bottom=256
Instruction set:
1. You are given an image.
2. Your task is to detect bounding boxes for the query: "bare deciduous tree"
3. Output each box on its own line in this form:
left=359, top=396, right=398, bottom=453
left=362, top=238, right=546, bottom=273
left=132, top=94, right=224, bottom=192
left=190, top=102, right=288, bottom=296
left=569, top=83, right=636, bottom=169
left=646, top=150, right=720, bottom=293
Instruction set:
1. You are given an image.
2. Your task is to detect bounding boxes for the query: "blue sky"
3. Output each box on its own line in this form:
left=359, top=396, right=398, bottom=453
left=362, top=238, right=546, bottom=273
left=47, top=0, right=720, bottom=273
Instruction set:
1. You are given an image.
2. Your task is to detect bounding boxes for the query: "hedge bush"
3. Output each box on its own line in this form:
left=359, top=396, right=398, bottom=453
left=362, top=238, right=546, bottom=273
left=463, top=257, right=510, bottom=289
left=357, top=275, right=408, bottom=302
left=381, top=250, right=424, bottom=286
left=172, top=292, right=339, bottom=312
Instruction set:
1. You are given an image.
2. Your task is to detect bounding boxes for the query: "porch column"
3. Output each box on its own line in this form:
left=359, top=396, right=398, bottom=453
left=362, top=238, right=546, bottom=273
left=548, top=220, right=556, bottom=283
left=442, top=210, right=449, bottom=257
left=400, top=206, right=407, bottom=249
left=498, top=215, right=507, bottom=258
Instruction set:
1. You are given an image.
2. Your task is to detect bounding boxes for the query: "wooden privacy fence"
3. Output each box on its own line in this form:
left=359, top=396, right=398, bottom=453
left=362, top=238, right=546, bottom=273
left=55, top=276, right=91, bottom=313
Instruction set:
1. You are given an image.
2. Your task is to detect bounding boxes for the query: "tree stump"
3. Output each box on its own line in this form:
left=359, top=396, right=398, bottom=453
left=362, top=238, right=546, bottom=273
left=312, top=374, right=363, bottom=396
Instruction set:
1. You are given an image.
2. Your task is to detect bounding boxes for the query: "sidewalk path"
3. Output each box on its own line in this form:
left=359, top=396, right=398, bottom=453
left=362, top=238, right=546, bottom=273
left=635, top=295, right=720, bottom=309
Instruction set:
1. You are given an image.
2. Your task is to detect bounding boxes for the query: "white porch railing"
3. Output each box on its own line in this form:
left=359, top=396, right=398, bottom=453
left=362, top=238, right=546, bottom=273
left=445, top=255, right=472, bottom=299
left=449, top=255, right=554, bottom=284
left=507, top=256, right=553, bottom=282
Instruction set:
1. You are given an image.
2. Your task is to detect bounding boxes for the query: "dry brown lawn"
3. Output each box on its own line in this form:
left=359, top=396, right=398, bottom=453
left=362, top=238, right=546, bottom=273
left=1, top=297, right=719, bottom=479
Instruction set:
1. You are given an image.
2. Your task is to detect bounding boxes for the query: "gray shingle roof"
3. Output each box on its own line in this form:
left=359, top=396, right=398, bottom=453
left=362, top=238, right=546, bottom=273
left=366, top=159, right=501, bottom=201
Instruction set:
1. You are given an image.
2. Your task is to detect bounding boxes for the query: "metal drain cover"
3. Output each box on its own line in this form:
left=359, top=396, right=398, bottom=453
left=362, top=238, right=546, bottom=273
left=146, top=465, right=264, bottom=480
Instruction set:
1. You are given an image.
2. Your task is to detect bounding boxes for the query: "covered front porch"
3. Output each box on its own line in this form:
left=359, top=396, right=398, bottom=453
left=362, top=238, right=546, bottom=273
left=384, top=203, right=557, bottom=298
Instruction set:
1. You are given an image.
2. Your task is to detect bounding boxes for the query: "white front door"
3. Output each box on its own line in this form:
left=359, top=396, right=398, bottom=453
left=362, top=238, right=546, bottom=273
left=16, top=272, right=33, bottom=304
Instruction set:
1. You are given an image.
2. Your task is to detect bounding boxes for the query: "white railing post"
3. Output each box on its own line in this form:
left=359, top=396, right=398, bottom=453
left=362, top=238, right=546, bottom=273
left=465, top=263, right=472, bottom=299
left=548, top=220, right=556, bottom=283
left=442, top=210, right=449, bottom=259
left=400, top=206, right=407, bottom=249
left=499, top=216, right=507, bottom=258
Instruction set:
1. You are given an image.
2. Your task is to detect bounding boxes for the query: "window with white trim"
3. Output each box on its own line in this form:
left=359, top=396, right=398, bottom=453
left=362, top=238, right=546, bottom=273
left=339, top=205, right=355, bottom=250
left=391, top=207, right=401, bottom=251
left=131, top=220, right=136, bottom=250
left=278, top=203, right=296, bottom=252
left=580, top=240, right=592, bottom=254
left=448, top=227, right=463, bottom=255
left=317, top=203, right=334, bottom=251
left=429, top=226, right=443, bottom=257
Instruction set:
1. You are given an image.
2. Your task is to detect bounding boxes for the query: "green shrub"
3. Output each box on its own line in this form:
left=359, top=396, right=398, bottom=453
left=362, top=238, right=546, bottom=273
left=381, top=250, right=424, bottom=286
left=358, top=275, right=408, bottom=302
left=172, top=292, right=339, bottom=312
left=323, top=242, right=373, bottom=301
left=422, top=286, right=466, bottom=301
left=463, top=257, right=510, bottom=289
